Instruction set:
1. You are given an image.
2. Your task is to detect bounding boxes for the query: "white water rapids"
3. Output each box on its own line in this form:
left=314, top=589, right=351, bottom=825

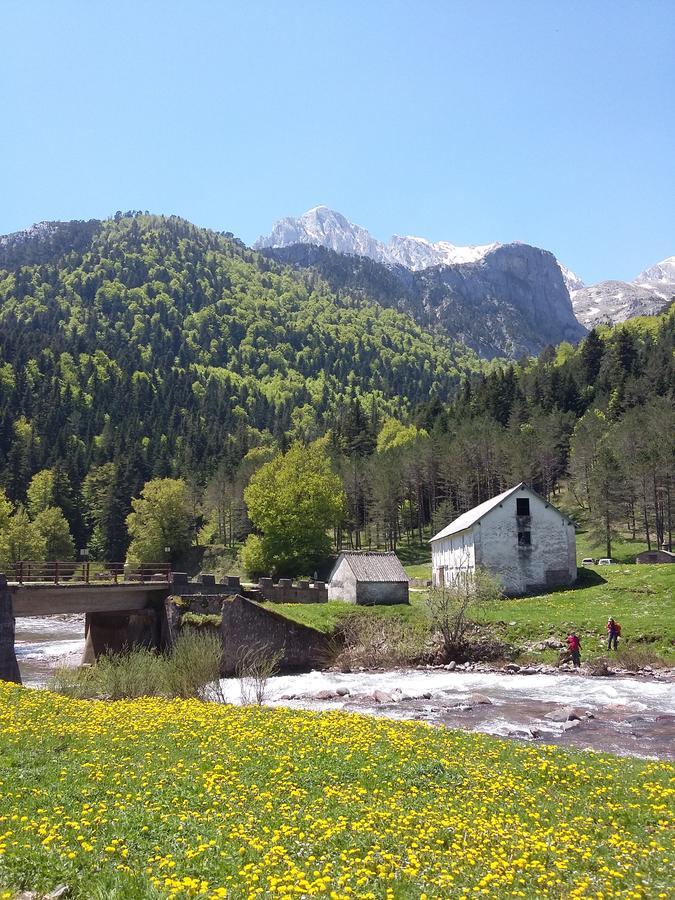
left=14, top=616, right=675, bottom=759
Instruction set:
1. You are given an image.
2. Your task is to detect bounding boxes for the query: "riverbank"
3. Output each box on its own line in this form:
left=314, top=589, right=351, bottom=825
left=274, top=563, right=675, bottom=667
left=218, top=666, right=675, bottom=760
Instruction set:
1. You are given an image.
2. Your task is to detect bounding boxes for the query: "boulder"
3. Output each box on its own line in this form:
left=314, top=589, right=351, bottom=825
left=469, top=693, right=493, bottom=705
left=589, top=661, right=612, bottom=677
left=444, top=661, right=456, bottom=671
left=562, top=720, right=580, bottom=731
left=544, top=706, right=588, bottom=722
left=372, top=689, right=394, bottom=704
left=314, top=689, right=337, bottom=700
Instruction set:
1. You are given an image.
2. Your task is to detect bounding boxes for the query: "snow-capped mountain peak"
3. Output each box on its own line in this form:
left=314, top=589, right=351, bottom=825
left=634, top=256, right=675, bottom=286
left=557, top=262, right=585, bottom=293
left=255, top=207, right=500, bottom=271
left=570, top=255, right=675, bottom=327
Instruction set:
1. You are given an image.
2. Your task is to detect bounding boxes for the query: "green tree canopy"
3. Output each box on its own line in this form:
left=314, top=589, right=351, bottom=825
left=126, top=478, right=192, bottom=565
left=0, top=507, right=46, bottom=567
left=33, top=506, right=76, bottom=561
left=26, top=469, right=56, bottom=517
left=242, top=439, right=345, bottom=577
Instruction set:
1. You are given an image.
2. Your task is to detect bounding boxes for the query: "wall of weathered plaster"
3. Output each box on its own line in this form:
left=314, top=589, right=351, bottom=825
left=327, top=560, right=409, bottom=605
left=0, top=577, right=21, bottom=683
left=327, top=557, right=357, bottom=602
left=431, top=531, right=475, bottom=588
left=476, top=491, right=576, bottom=594
left=356, top=581, right=409, bottom=605
left=431, top=488, right=576, bottom=595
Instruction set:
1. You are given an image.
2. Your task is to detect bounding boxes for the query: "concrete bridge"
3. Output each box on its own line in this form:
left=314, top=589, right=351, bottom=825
left=0, top=572, right=176, bottom=684
left=0, top=568, right=333, bottom=686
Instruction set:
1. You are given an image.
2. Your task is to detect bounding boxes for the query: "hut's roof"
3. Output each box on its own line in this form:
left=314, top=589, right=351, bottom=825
left=330, top=551, right=408, bottom=583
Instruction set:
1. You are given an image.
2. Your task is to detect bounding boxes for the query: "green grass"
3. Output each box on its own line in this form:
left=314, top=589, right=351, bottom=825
left=272, top=597, right=429, bottom=634
left=477, top=563, right=675, bottom=663
left=273, top=564, right=674, bottom=664
left=574, top=529, right=650, bottom=565
left=0, top=683, right=672, bottom=899
left=404, top=562, right=432, bottom=580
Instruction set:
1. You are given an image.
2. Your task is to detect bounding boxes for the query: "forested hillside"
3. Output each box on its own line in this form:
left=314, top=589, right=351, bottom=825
left=263, top=241, right=586, bottom=358
left=0, top=213, right=483, bottom=558
left=0, top=213, right=672, bottom=571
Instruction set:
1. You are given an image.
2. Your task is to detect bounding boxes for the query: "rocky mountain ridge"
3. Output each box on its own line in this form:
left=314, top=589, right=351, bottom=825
left=571, top=256, right=675, bottom=327
left=258, top=207, right=586, bottom=357
left=254, top=206, right=500, bottom=270
left=256, top=206, right=673, bottom=331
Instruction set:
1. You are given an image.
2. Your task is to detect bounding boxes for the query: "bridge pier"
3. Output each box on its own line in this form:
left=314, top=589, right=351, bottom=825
left=82, top=609, right=162, bottom=665
left=0, top=575, right=21, bottom=684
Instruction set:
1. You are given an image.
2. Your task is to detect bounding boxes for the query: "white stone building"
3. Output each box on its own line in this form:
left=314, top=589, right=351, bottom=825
left=328, top=551, right=409, bottom=605
left=430, top=483, right=576, bottom=595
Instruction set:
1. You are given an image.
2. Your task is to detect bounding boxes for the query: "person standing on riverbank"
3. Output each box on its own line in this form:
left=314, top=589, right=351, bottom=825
left=566, top=633, right=581, bottom=668
left=607, top=617, right=621, bottom=651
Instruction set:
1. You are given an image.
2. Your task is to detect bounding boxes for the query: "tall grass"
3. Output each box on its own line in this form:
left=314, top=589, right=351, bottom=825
left=53, top=629, right=224, bottom=701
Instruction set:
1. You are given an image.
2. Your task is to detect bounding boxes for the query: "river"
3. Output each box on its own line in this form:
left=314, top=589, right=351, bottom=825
left=13, top=617, right=675, bottom=760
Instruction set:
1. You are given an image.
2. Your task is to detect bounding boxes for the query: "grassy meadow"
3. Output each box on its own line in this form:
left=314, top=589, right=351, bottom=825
left=274, top=561, right=674, bottom=665
left=0, top=682, right=673, bottom=899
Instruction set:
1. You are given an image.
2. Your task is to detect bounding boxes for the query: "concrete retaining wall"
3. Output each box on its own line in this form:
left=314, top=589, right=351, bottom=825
left=220, top=595, right=330, bottom=675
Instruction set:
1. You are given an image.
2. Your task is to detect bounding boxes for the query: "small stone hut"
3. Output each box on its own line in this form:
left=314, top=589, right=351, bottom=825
left=327, top=551, right=409, bottom=605
left=636, top=547, right=675, bottom=564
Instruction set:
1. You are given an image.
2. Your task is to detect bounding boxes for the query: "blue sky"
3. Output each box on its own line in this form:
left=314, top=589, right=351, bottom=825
left=1, top=0, right=673, bottom=283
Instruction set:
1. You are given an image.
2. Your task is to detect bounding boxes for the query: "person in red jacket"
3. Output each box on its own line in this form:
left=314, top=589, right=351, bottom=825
left=607, top=617, right=621, bottom=651
left=566, top=633, right=581, bottom=668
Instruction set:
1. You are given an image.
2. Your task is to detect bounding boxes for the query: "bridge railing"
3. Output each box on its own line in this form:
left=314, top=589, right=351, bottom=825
left=10, top=561, right=172, bottom=585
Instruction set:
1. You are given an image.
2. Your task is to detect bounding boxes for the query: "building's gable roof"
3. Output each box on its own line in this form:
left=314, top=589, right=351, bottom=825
left=329, top=551, right=408, bottom=583
left=430, top=483, right=571, bottom=543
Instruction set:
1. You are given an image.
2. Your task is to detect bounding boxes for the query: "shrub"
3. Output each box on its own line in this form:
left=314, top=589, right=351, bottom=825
left=180, top=612, right=222, bottom=628
left=333, top=612, right=427, bottom=670
left=165, top=628, right=224, bottom=701
left=53, top=630, right=224, bottom=701
left=616, top=644, right=668, bottom=670
left=235, top=643, right=284, bottom=705
left=426, top=566, right=501, bottom=661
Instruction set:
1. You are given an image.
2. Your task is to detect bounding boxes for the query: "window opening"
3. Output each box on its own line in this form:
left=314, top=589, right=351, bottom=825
left=516, top=498, right=530, bottom=516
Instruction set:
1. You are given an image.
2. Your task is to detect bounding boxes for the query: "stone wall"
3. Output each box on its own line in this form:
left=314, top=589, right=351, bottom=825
left=256, top=578, right=328, bottom=604
left=220, top=595, right=329, bottom=675
left=636, top=549, right=675, bottom=564
left=82, top=609, right=161, bottom=665
left=0, top=576, right=21, bottom=684
left=166, top=591, right=332, bottom=675
left=170, top=573, right=243, bottom=595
